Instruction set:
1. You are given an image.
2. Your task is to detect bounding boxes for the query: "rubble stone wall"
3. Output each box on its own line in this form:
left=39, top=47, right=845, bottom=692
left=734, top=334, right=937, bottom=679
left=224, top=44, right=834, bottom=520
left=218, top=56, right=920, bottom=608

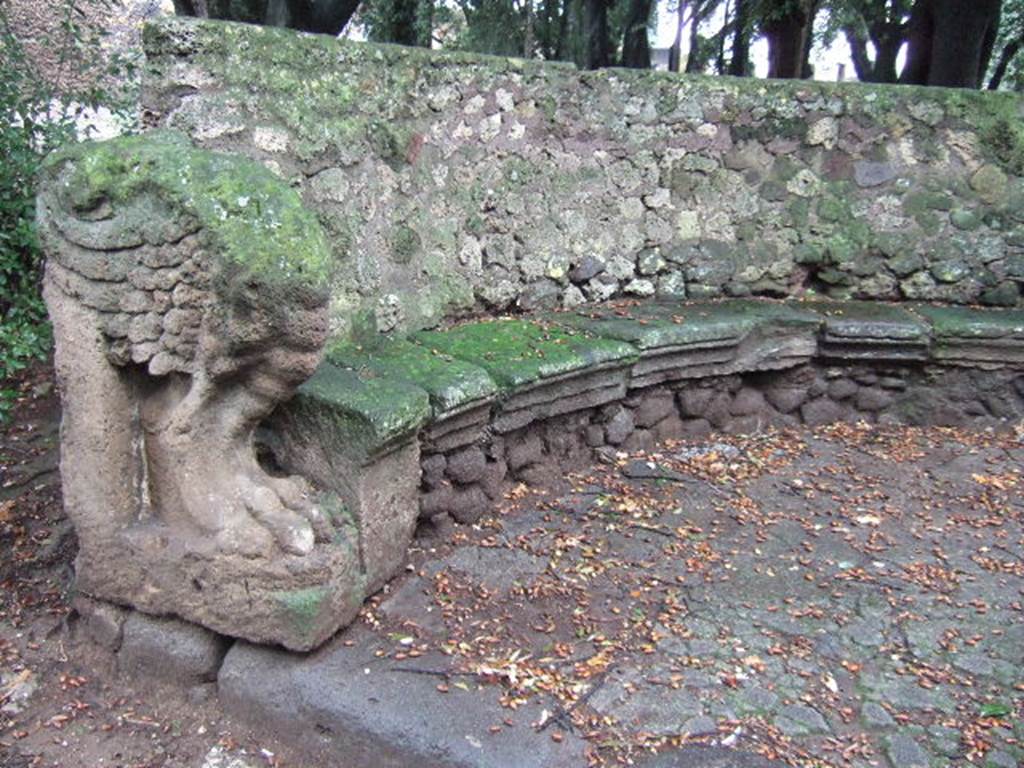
left=142, top=18, right=1024, bottom=340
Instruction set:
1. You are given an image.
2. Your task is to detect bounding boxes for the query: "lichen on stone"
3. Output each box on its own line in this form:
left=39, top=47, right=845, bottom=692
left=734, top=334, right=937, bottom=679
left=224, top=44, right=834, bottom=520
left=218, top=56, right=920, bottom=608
left=48, top=130, right=334, bottom=291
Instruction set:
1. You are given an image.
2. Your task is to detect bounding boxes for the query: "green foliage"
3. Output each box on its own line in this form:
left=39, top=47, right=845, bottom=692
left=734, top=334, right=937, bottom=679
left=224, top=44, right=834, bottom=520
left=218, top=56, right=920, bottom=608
left=0, top=1, right=133, bottom=421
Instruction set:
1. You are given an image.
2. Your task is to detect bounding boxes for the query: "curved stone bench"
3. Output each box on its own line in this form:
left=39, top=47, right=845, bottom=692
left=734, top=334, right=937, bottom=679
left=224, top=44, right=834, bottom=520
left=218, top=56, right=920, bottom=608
left=40, top=130, right=1024, bottom=654
left=270, top=300, right=1024, bottom=546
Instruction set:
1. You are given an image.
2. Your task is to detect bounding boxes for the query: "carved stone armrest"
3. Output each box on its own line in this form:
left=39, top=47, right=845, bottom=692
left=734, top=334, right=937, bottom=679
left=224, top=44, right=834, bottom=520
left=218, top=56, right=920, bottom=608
left=38, top=131, right=362, bottom=650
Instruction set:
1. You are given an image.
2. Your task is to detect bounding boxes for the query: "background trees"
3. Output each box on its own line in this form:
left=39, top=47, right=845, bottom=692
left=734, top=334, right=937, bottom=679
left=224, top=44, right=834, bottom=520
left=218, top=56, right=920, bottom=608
left=169, top=0, right=1022, bottom=89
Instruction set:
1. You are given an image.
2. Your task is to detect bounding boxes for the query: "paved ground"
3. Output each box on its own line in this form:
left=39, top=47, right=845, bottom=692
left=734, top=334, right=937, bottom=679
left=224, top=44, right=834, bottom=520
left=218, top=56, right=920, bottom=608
left=2, top=364, right=1023, bottom=767
left=344, top=421, right=1024, bottom=767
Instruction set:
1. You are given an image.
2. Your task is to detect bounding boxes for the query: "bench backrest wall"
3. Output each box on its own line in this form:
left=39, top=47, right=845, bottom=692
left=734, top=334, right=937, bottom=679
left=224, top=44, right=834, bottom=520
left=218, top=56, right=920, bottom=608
left=141, top=18, right=1024, bottom=339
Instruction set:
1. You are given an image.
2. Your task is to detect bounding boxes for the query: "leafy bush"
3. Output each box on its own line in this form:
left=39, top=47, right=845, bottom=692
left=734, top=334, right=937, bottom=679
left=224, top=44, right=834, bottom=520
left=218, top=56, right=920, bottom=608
left=0, top=2, right=134, bottom=420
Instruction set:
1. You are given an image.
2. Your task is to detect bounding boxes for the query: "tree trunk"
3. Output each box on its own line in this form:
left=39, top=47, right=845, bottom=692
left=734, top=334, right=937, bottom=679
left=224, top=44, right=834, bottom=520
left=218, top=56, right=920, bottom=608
left=764, top=0, right=814, bottom=79
left=870, top=23, right=904, bottom=83
left=621, top=0, right=653, bottom=68
left=175, top=0, right=359, bottom=35
left=901, top=0, right=1003, bottom=87
left=669, top=0, right=688, bottom=72
left=524, top=0, right=535, bottom=58
left=685, top=1, right=704, bottom=72
left=844, top=24, right=872, bottom=80
left=582, top=0, right=611, bottom=69
left=728, top=0, right=751, bottom=76
left=989, top=35, right=1023, bottom=89
left=800, top=0, right=819, bottom=78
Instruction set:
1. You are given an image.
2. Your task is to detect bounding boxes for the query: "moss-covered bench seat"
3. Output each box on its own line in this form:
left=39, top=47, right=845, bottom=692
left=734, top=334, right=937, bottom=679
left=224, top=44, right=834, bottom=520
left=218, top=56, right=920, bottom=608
left=270, top=298, right=1024, bottom=534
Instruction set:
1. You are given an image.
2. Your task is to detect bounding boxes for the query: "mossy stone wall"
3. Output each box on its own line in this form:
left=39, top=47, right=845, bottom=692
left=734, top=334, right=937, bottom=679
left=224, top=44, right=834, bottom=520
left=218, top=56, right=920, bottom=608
left=142, top=17, right=1024, bottom=339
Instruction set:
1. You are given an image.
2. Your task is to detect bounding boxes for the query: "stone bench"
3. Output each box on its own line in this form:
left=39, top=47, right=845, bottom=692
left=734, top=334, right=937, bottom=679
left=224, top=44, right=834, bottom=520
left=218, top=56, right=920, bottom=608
left=42, top=135, right=1024, bottom=656
left=39, top=16, right=1024, bottom=653
left=278, top=300, right=1023, bottom=545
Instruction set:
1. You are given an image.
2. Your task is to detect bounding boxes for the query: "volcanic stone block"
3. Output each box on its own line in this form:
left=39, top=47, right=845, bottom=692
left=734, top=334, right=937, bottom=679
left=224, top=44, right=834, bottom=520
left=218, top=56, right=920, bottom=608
left=73, top=595, right=128, bottom=652
left=119, top=612, right=228, bottom=683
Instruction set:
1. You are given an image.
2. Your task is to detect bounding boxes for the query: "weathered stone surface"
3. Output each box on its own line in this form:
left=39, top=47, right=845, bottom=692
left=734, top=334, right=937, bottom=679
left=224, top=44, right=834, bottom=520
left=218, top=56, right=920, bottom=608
left=765, top=387, right=807, bottom=413
left=441, top=546, right=546, bottom=592
left=634, top=390, right=676, bottom=428
left=604, top=407, right=636, bottom=445
left=420, top=453, right=447, bottom=490
left=730, top=387, right=767, bottom=416
left=144, top=16, right=1023, bottom=333
left=853, top=160, right=896, bottom=188
left=218, top=631, right=588, bottom=768
left=73, top=595, right=128, bottom=652
left=40, top=134, right=384, bottom=651
left=506, top=432, right=543, bottom=470
left=855, top=387, right=894, bottom=411
left=774, top=704, right=830, bottom=736
left=118, top=613, right=228, bottom=683
left=886, top=733, right=931, bottom=768
left=801, top=397, right=845, bottom=425
left=445, top=446, right=487, bottom=485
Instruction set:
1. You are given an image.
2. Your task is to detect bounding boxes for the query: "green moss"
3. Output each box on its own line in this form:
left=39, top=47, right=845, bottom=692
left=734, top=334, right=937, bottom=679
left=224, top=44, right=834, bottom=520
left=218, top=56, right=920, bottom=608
left=326, top=338, right=496, bottom=416
left=48, top=131, right=332, bottom=290
left=912, top=304, right=1024, bottom=339
left=413, top=319, right=637, bottom=391
left=291, top=361, right=431, bottom=457
left=553, top=299, right=821, bottom=351
left=273, top=586, right=331, bottom=639
left=368, top=119, right=413, bottom=169
left=810, top=300, right=929, bottom=341
left=390, top=223, right=421, bottom=264
left=817, top=195, right=850, bottom=223
left=902, top=190, right=953, bottom=214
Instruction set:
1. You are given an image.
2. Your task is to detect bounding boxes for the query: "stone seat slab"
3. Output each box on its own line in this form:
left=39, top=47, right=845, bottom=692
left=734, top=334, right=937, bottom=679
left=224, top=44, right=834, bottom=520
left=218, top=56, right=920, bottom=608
left=552, top=299, right=821, bottom=387
left=289, top=361, right=432, bottom=461
left=911, top=304, right=1024, bottom=367
left=326, top=339, right=497, bottom=421
left=414, top=319, right=637, bottom=433
left=810, top=301, right=931, bottom=361
left=413, top=318, right=638, bottom=391
left=553, top=299, right=819, bottom=350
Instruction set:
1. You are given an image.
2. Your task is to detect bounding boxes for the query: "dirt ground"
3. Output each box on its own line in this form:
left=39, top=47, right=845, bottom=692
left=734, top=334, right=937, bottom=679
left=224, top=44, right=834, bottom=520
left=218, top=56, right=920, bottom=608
left=1, top=360, right=1022, bottom=768
left=0, top=361, right=296, bottom=768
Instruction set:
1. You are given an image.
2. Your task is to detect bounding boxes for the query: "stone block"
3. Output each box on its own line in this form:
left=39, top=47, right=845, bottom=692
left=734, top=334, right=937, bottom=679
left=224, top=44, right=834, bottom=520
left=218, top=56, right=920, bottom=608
left=827, top=378, right=858, bottom=400
left=420, top=453, right=446, bottom=490
left=506, top=432, right=543, bottom=470
left=801, top=397, right=844, bottom=426
left=855, top=387, right=895, bottom=412
left=604, top=407, right=635, bottom=445
left=730, top=387, right=767, bottom=416
left=73, top=595, right=128, bottom=652
left=118, top=612, right=228, bottom=684
left=218, top=631, right=588, bottom=768
left=633, top=390, right=676, bottom=428
left=678, top=388, right=715, bottom=417
left=445, top=446, right=487, bottom=485
left=765, top=387, right=806, bottom=413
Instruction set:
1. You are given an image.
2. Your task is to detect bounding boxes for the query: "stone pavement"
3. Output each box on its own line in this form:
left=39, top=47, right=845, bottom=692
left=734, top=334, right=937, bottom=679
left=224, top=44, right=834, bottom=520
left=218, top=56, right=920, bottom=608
left=221, top=424, right=1023, bottom=767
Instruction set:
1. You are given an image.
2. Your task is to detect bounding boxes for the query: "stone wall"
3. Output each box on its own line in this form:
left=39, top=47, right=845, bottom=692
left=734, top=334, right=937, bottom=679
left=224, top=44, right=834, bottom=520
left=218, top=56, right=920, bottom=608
left=141, top=18, right=1024, bottom=340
